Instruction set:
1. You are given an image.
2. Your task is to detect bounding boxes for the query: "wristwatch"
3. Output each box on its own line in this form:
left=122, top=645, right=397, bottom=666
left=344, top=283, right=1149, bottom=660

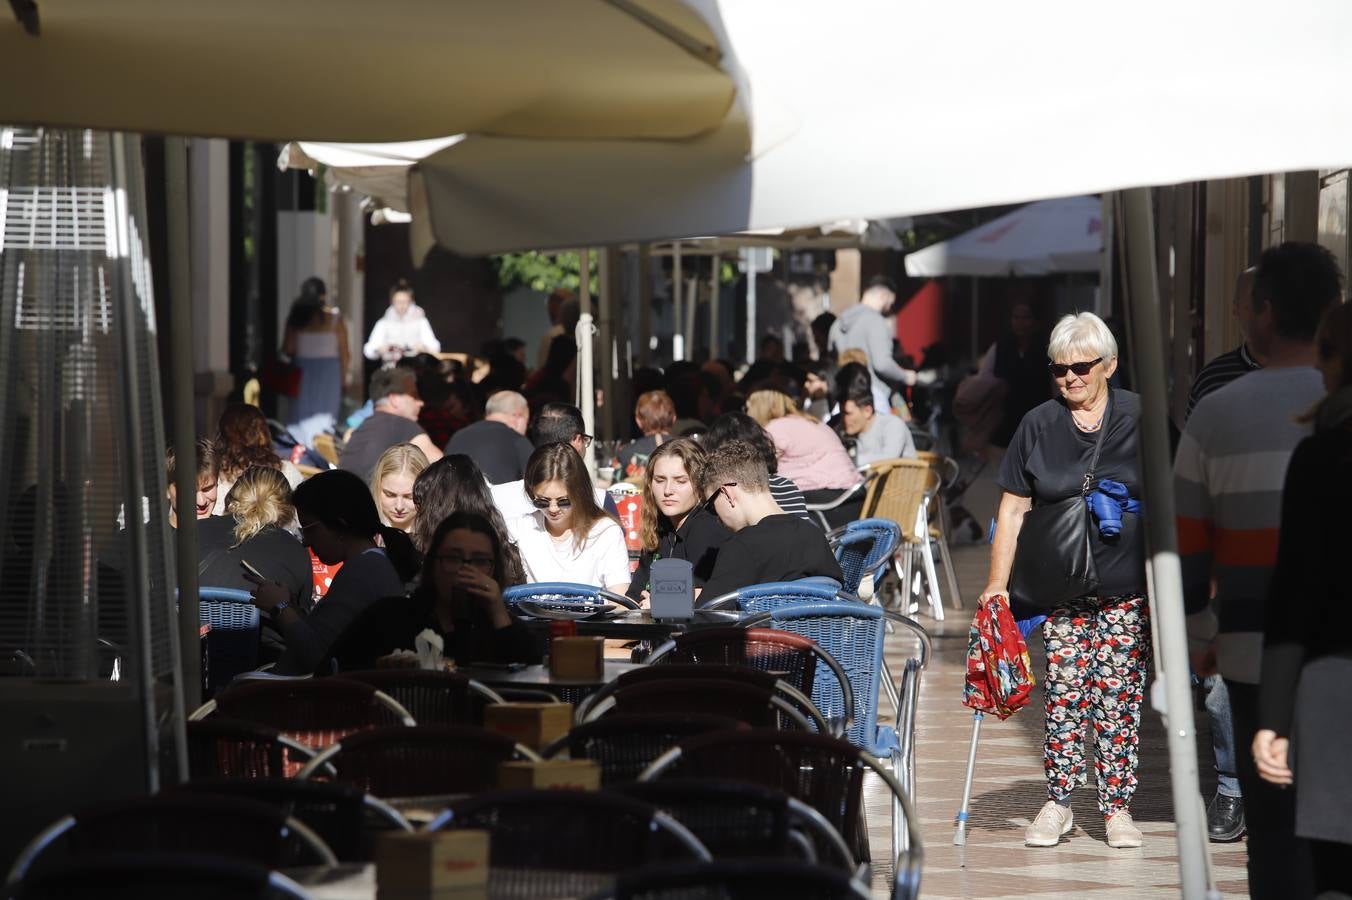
left=273, top=600, right=290, bottom=615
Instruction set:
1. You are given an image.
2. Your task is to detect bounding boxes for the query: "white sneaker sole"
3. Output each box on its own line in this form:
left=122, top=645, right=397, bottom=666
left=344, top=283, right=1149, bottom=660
left=1024, top=818, right=1073, bottom=847
left=1107, top=833, right=1143, bottom=849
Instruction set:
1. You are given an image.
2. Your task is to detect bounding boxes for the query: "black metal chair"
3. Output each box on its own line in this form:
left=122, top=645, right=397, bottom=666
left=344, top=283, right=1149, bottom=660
left=340, top=668, right=505, bottom=725
left=579, top=664, right=826, bottom=733
left=10, top=853, right=310, bottom=900
left=601, top=859, right=874, bottom=900
left=188, top=676, right=416, bottom=751
left=426, top=789, right=711, bottom=899
left=296, top=724, right=538, bottom=799
left=639, top=728, right=921, bottom=900
left=178, top=777, right=413, bottom=862
left=541, top=714, right=747, bottom=785
left=614, top=778, right=854, bottom=871
left=5, top=794, right=336, bottom=890
left=185, top=717, right=319, bottom=780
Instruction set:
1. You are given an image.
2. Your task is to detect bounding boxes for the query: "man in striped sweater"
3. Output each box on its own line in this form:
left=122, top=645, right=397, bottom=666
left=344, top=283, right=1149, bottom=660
left=1174, top=241, right=1340, bottom=900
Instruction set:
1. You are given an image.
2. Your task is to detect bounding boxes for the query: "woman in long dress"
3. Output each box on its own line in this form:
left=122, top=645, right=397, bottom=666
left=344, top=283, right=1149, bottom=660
left=283, top=276, right=349, bottom=447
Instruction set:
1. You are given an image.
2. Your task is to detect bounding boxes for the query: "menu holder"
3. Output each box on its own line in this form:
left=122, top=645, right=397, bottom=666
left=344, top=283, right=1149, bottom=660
left=649, top=558, right=694, bottom=621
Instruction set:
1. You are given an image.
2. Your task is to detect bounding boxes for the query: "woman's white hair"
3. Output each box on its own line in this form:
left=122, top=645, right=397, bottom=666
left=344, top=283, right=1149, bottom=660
left=1047, top=311, right=1118, bottom=362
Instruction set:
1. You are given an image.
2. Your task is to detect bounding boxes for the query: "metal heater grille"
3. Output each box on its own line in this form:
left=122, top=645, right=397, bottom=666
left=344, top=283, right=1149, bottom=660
left=0, top=126, right=177, bottom=683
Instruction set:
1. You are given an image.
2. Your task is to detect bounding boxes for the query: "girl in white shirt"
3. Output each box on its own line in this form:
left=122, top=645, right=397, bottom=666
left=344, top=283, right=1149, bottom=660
left=509, top=443, right=631, bottom=593
left=363, top=280, right=441, bottom=364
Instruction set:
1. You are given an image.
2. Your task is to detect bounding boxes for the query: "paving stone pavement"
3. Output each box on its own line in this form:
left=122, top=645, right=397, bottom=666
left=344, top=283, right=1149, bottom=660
left=864, top=539, right=1249, bottom=898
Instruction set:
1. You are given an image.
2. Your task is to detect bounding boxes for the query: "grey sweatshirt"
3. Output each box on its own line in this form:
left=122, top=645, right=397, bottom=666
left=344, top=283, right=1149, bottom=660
left=828, top=304, right=908, bottom=386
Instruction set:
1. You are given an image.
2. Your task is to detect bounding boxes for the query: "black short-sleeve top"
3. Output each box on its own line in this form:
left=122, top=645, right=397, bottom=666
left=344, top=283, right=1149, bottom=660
left=996, top=389, right=1146, bottom=598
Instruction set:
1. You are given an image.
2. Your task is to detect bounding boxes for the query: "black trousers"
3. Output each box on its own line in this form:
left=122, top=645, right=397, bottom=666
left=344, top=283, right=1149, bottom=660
left=802, top=489, right=864, bottom=529
left=1225, top=679, right=1314, bottom=900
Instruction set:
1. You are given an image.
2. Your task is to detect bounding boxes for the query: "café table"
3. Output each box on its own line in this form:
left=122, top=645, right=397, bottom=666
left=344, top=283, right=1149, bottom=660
left=458, top=659, right=644, bottom=705
left=518, top=607, right=745, bottom=642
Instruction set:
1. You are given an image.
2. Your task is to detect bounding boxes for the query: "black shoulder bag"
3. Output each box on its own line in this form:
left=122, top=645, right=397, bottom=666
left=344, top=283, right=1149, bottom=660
left=1007, top=393, right=1110, bottom=610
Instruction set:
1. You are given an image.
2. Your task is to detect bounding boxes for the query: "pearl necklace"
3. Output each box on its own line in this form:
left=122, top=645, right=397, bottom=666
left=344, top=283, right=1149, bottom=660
left=1072, top=409, right=1104, bottom=432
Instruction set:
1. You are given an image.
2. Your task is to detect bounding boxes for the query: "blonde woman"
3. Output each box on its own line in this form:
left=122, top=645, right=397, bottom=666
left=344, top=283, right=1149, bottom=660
left=370, top=443, right=429, bottom=533
left=746, top=389, right=861, bottom=525
left=625, top=438, right=730, bottom=603
left=197, top=466, right=313, bottom=663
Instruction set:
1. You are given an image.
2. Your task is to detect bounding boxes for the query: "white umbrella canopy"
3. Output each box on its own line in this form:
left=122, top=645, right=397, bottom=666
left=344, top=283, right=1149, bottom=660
left=903, top=197, right=1102, bottom=277
left=402, top=0, right=1352, bottom=255
left=0, top=0, right=734, bottom=143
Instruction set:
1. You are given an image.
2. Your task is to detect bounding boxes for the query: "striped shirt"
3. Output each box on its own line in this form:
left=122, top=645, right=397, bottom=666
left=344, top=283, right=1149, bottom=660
left=1174, top=367, right=1323, bottom=683
left=770, top=475, right=811, bottom=522
left=1184, top=344, right=1261, bottom=419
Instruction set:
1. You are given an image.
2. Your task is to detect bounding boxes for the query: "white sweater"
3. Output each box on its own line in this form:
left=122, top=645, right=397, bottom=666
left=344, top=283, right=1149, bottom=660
left=363, top=304, right=441, bottom=360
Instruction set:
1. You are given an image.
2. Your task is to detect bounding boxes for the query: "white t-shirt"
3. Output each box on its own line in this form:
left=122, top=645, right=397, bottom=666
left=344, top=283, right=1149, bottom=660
left=492, top=479, right=611, bottom=521
left=508, top=511, right=631, bottom=589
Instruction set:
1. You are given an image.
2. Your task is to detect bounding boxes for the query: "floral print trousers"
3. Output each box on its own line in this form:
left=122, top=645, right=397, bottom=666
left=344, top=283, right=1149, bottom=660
left=1042, top=593, right=1150, bottom=817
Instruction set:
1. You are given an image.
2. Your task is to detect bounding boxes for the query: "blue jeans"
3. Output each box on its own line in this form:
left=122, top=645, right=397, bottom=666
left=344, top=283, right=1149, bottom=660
left=1204, top=675, right=1242, bottom=798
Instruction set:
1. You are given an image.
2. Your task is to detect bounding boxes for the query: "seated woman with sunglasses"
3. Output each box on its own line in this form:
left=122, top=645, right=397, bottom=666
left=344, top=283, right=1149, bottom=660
left=507, top=442, right=631, bottom=594
left=626, top=438, right=731, bottom=604
left=338, top=511, right=542, bottom=667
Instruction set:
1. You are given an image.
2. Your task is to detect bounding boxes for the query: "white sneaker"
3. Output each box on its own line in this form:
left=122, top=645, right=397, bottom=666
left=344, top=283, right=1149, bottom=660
left=1024, top=800, right=1074, bottom=847
left=1106, top=810, right=1143, bottom=848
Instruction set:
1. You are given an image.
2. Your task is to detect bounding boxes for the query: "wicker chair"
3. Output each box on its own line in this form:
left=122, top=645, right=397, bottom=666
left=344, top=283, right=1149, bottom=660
left=827, top=518, right=901, bottom=600
left=915, top=450, right=964, bottom=612
left=177, top=777, right=413, bottom=862
left=541, top=714, right=746, bottom=785
left=614, top=779, right=854, bottom=871
left=197, top=587, right=262, bottom=695
left=188, top=676, right=416, bottom=751
left=858, top=458, right=944, bottom=620
left=6, top=794, right=336, bottom=890
left=340, top=669, right=505, bottom=725
left=639, top=728, right=922, bottom=899
left=10, top=853, right=311, bottom=900
left=642, top=628, right=854, bottom=734
left=185, top=717, right=319, bottom=780
left=296, top=724, right=539, bottom=799
left=604, top=859, right=875, bottom=900
left=426, top=789, right=710, bottom=899
left=579, top=666, right=820, bottom=733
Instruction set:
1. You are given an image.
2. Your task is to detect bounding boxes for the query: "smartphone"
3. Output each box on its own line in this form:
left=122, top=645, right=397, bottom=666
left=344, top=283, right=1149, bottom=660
left=239, top=559, right=265, bottom=581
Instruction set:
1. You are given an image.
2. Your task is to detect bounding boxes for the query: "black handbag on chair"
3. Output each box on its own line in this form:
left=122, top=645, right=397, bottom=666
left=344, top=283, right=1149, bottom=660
left=1007, top=394, right=1110, bottom=610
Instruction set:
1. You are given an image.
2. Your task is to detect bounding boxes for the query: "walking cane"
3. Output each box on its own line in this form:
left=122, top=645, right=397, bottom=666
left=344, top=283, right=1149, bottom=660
left=953, top=710, right=983, bottom=849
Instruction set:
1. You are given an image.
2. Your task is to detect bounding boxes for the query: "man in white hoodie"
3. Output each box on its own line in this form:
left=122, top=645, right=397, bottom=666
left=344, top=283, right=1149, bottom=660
left=364, top=281, right=441, bottom=364
left=827, top=276, right=927, bottom=412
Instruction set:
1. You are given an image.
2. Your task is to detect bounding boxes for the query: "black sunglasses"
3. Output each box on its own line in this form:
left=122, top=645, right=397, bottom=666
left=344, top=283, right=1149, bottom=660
left=531, top=495, right=572, bottom=510
left=703, top=482, right=736, bottom=511
left=1048, top=358, right=1103, bottom=378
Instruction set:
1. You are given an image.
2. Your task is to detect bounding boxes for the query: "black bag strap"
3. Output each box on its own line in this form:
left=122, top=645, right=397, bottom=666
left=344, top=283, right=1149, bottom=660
left=1080, top=390, right=1112, bottom=495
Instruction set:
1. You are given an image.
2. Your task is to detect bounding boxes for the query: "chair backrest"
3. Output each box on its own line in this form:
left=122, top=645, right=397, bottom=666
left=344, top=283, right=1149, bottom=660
left=705, top=580, right=842, bottom=613
left=502, top=581, right=606, bottom=606
left=340, top=669, right=503, bottom=726
left=7, top=794, right=335, bottom=886
left=427, top=789, right=710, bottom=898
left=609, top=859, right=872, bottom=900
left=11, top=853, right=310, bottom=900
left=614, top=779, right=852, bottom=870
left=185, top=717, right=317, bottom=780
left=178, top=777, right=412, bottom=863
left=542, top=714, right=747, bottom=785
left=296, top=724, right=535, bottom=798
left=647, top=627, right=819, bottom=698
left=639, top=728, right=868, bottom=851
left=312, top=432, right=341, bottom=466
left=197, top=588, right=261, bottom=694
left=830, top=519, right=901, bottom=593
left=764, top=603, right=887, bottom=752
left=206, top=676, right=416, bottom=750
left=593, top=668, right=814, bottom=732
left=859, top=459, right=937, bottom=541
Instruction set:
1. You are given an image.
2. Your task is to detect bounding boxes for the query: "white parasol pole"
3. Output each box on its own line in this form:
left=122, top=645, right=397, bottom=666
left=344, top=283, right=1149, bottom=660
left=1121, top=188, right=1218, bottom=900
left=577, top=248, right=596, bottom=477
left=672, top=240, right=684, bottom=361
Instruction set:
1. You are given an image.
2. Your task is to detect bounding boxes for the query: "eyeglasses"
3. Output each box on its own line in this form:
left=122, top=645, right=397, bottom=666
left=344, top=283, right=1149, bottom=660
left=578, top=434, right=594, bottom=449
left=703, top=482, right=736, bottom=510
left=434, top=552, right=496, bottom=572
left=1047, top=358, right=1103, bottom=378
left=531, top=495, right=572, bottom=510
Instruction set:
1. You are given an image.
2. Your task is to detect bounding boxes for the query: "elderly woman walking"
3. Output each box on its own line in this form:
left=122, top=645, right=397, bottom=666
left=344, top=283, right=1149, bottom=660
left=978, top=311, right=1148, bottom=849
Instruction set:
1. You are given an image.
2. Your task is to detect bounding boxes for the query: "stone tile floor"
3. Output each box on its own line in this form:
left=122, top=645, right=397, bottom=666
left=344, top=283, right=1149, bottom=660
left=864, top=539, right=1249, bottom=898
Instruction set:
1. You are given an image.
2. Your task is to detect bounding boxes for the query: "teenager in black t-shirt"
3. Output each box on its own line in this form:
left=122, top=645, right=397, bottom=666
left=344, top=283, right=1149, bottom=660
left=698, top=440, right=842, bottom=601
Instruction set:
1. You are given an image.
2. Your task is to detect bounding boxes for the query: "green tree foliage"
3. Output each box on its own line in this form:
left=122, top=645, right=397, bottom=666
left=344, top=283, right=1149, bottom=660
left=492, top=251, right=598, bottom=294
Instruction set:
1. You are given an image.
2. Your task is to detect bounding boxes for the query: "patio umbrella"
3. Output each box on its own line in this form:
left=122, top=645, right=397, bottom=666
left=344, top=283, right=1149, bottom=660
left=903, top=197, right=1103, bottom=278
left=0, top=0, right=735, bottom=143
